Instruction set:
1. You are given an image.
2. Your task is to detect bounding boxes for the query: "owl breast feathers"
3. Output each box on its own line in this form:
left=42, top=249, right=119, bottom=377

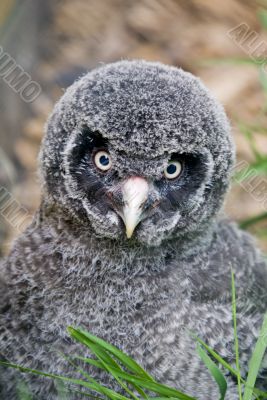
left=0, top=60, right=266, bottom=400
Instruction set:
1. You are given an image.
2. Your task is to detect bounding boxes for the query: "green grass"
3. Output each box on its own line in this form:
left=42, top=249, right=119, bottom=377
left=1, top=272, right=267, bottom=399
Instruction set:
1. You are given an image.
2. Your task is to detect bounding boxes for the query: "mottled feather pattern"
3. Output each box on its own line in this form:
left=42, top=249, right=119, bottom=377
left=0, top=60, right=266, bottom=399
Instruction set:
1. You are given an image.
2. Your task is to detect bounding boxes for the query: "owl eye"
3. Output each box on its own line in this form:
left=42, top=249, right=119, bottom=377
left=94, top=151, right=112, bottom=171
left=164, top=160, right=182, bottom=180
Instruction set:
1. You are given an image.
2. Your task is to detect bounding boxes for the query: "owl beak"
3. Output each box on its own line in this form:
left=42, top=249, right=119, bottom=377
left=120, top=177, right=149, bottom=239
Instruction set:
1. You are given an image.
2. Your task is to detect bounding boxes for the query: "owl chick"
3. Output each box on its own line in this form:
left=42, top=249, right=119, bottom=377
left=0, top=60, right=267, bottom=400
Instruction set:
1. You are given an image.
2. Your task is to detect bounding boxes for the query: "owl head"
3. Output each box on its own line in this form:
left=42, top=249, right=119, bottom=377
left=39, top=60, right=235, bottom=246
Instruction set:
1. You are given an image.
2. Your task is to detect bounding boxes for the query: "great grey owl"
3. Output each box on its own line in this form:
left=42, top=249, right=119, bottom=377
left=0, top=60, right=267, bottom=400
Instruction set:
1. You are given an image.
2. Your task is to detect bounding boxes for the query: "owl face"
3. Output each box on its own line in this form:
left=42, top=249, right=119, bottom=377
left=63, top=126, right=210, bottom=244
left=41, top=60, right=235, bottom=246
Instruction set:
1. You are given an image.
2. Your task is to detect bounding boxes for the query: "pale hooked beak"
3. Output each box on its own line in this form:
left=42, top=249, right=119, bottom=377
left=120, top=177, right=149, bottom=239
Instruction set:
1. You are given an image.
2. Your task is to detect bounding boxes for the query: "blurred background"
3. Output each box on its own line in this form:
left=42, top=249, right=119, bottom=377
left=0, top=0, right=267, bottom=255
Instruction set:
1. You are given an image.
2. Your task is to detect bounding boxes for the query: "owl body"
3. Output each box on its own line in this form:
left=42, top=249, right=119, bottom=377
left=0, top=60, right=267, bottom=399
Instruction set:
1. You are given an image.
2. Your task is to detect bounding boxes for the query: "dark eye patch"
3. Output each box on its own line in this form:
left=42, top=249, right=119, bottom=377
left=155, top=153, right=208, bottom=209
left=68, top=127, right=113, bottom=208
left=70, top=126, right=109, bottom=164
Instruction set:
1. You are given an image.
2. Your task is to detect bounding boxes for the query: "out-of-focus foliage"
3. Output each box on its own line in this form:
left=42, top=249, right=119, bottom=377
left=232, top=10, right=267, bottom=240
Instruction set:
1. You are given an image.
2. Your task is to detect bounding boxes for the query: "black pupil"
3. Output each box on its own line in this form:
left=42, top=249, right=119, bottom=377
left=167, top=164, right=177, bottom=175
left=100, top=155, right=109, bottom=166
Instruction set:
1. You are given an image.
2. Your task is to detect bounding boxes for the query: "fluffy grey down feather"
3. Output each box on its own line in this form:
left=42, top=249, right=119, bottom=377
left=0, top=60, right=267, bottom=399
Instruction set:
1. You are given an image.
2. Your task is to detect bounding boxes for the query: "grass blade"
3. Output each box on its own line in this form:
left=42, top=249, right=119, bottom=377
left=192, top=333, right=238, bottom=376
left=259, top=66, right=267, bottom=95
left=0, top=361, right=130, bottom=400
left=193, top=335, right=267, bottom=398
left=198, top=58, right=260, bottom=66
left=72, top=355, right=196, bottom=399
left=0, top=358, right=196, bottom=400
left=67, top=388, right=106, bottom=399
left=259, top=9, right=267, bottom=30
left=69, top=330, right=196, bottom=400
left=240, top=212, right=267, bottom=229
left=196, top=344, right=227, bottom=400
left=68, top=327, right=154, bottom=381
left=71, top=337, right=148, bottom=398
left=72, top=355, right=148, bottom=399
left=243, top=312, right=267, bottom=400
left=237, top=123, right=263, bottom=162
left=231, top=270, right=243, bottom=400
left=67, top=350, right=140, bottom=400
